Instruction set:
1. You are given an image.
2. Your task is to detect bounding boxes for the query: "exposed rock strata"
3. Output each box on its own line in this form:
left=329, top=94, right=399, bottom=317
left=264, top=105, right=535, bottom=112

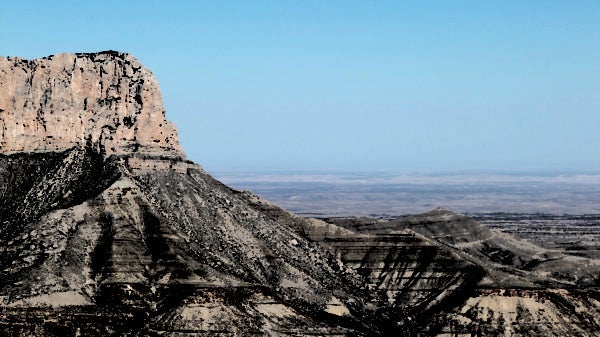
left=0, top=51, right=182, bottom=158
left=326, top=210, right=600, bottom=335
left=0, top=148, right=379, bottom=336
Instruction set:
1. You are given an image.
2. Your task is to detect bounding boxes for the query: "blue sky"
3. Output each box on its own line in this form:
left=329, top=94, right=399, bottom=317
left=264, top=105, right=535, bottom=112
left=1, top=1, right=599, bottom=173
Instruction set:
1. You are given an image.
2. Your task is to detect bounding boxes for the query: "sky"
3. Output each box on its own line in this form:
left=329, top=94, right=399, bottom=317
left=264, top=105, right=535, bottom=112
left=1, top=1, right=599, bottom=173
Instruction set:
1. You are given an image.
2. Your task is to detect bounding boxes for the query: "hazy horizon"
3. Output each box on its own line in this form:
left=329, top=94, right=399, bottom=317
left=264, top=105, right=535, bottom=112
left=209, top=167, right=600, bottom=176
left=214, top=170, right=600, bottom=216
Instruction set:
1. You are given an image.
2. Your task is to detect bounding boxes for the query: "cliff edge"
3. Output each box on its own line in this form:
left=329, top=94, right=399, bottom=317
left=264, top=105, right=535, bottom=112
left=0, top=51, right=183, bottom=158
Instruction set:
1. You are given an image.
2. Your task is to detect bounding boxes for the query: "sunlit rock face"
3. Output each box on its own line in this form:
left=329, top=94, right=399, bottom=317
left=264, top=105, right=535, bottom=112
left=0, top=51, right=183, bottom=158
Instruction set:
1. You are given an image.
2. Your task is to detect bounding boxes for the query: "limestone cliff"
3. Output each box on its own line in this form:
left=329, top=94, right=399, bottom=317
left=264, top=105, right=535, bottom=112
left=0, top=51, right=183, bottom=158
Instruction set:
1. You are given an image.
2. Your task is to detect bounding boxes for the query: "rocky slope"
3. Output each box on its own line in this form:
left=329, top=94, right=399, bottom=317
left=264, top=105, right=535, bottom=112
left=0, top=148, right=374, bottom=335
left=327, top=210, right=600, bottom=336
left=1, top=52, right=598, bottom=336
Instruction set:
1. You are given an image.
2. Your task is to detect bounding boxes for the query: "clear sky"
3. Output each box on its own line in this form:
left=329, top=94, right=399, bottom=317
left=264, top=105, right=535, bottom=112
left=1, top=1, right=599, bottom=173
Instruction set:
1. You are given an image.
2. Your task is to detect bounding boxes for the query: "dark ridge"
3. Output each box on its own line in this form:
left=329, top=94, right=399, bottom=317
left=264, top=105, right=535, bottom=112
left=74, top=50, right=128, bottom=60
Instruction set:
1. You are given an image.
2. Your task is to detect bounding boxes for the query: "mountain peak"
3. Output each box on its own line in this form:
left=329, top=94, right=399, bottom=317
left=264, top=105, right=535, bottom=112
left=0, top=51, right=184, bottom=158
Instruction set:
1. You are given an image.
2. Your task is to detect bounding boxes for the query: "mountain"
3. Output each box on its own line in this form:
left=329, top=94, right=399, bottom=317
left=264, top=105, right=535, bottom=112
left=1, top=51, right=599, bottom=336
left=326, top=209, right=600, bottom=335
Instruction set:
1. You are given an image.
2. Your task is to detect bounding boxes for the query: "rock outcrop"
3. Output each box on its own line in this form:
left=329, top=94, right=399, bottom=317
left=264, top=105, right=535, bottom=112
left=0, top=51, right=183, bottom=158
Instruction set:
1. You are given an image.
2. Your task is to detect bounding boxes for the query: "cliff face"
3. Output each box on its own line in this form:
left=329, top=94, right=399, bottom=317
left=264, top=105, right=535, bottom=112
left=0, top=51, right=183, bottom=158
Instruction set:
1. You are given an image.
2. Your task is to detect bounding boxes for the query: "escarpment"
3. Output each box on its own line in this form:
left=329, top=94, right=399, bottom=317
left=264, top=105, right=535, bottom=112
left=0, top=51, right=182, bottom=158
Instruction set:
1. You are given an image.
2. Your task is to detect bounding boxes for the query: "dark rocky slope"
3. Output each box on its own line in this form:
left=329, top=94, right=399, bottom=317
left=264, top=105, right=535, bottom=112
left=326, top=210, right=600, bottom=336
left=0, top=147, right=491, bottom=336
left=0, top=148, right=364, bottom=335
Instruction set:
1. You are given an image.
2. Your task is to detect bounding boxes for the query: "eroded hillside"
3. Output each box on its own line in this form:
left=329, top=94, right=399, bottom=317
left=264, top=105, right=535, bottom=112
left=326, top=210, right=600, bottom=336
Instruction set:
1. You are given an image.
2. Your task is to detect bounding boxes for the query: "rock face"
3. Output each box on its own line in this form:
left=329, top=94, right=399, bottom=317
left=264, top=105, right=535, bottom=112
left=0, top=51, right=182, bottom=158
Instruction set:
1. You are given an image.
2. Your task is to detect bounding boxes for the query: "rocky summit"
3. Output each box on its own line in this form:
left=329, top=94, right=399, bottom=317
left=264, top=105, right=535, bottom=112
left=1, top=52, right=599, bottom=336
left=0, top=51, right=182, bottom=158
